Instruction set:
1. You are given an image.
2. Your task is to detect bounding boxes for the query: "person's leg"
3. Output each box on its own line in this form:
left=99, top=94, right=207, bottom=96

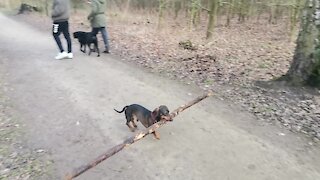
left=91, top=28, right=99, bottom=36
left=53, top=22, right=68, bottom=60
left=89, top=28, right=100, bottom=52
left=60, top=21, right=73, bottom=59
left=99, top=27, right=110, bottom=53
left=61, top=21, right=72, bottom=53
left=52, top=22, right=64, bottom=53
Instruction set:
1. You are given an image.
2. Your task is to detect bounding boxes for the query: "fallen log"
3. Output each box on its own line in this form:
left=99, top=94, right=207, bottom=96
left=65, top=91, right=213, bottom=180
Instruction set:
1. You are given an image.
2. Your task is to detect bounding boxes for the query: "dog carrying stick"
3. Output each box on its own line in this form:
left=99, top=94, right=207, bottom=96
left=65, top=91, right=213, bottom=180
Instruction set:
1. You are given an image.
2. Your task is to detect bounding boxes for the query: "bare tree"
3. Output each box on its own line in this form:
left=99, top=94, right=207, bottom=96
left=158, top=0, right=167, bottom=29
left=289, top=0, right=302, bottom=41
left=206, top=0, right=218, bottom=39
left=285, top=0, right=320, bottom=87
left=226, top=0, right=234, bottom=26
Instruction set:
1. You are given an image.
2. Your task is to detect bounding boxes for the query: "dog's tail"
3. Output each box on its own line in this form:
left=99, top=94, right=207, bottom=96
left=114, top=106, right=128, bottom=113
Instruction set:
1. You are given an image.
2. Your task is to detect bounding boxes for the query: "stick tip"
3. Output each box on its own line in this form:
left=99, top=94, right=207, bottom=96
left=207, top=90, right=213, bottom=96
left=64, top=174, right=73, bottom=180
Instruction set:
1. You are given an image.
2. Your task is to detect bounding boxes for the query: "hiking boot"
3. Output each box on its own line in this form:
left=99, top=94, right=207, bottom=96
left=55, top=51, right=68, bottom=60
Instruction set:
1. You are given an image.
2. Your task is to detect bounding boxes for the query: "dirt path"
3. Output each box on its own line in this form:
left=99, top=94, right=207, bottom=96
left=1, top=13, right=320, bottom=180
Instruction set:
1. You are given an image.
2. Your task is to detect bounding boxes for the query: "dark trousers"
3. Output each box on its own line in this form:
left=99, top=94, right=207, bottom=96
left=91, top=27, right=109, bottom=51
left=52, top=21, right=72, bottom=53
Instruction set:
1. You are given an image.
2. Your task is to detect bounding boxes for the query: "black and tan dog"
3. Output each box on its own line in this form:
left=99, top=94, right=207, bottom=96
left=114, top=104, right=171, bottom=139
left=73, top=31, right=100, bottom=57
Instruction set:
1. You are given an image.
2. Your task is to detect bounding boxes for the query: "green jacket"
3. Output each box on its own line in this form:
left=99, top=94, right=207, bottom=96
left=88, top=0, right=106, bottom=28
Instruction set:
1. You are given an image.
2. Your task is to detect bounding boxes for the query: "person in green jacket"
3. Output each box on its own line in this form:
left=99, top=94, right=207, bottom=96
left=87, top=0, right=110, bottom=53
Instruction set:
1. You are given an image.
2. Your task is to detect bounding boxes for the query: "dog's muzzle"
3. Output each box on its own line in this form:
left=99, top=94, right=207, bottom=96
left=161, top=115, right=173, bottom=121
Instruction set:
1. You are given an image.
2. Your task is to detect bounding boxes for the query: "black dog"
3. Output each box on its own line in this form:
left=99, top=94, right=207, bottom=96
left=114, top=104, right=171, bottom=139
left=73, top=31, right=100, bottom=57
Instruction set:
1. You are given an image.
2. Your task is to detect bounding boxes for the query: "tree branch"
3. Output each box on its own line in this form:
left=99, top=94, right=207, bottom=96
left=196, top=3, right=210, bottom=12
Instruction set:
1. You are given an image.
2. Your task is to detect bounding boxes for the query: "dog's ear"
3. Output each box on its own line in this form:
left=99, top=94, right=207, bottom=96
left=151, top=108, right=159, bottom=121
left=151, top=108, right=159, bottom=116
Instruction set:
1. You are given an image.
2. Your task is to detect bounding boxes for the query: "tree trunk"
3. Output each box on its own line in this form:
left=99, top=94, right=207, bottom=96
left=206, top=0, right=218, bottom=39
left=157, top=0, right=166, bottom=29
left=248, top=0, right=255, bottom=19
left=268, top=0, right=275, bottom=24
left=256, top=2, right=264, bottom=23
left=174, top=0, right=182, bottom=19
left=273, top=0, right=283, bottom=24
left=44, top=0, right=49, bottom=16
left=238, top=0, right=247, bottom=23
left=226, top=0, right=233, bottom=26
left=286, top=0, right=320, bottom=87
left=123, top=0, right=131, bottom=18
left=290, top=0, right=302, bottom=41
left=190, top=0, right=200, bottom=29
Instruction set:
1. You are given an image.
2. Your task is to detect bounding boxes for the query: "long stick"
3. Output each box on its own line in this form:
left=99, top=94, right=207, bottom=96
left=65, top=91, right=213, bottom=180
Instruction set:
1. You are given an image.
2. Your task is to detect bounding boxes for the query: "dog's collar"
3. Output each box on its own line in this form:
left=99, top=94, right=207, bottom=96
left=151, top=112, right=157, bottom=122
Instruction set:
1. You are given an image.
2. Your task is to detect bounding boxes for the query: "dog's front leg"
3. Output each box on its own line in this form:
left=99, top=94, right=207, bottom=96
left=88, top=44, right=92, bottom=56
left=80, top=44, right=85, bottom=53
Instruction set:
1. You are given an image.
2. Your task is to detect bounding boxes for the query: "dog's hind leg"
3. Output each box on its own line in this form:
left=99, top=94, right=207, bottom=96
left=131, top=115, right=138, bottom=128
left=125, top=112, right=136, bottom=132
left=126, top=121, right=135, bottom=132
left=88, top=44, right=92, bottom=56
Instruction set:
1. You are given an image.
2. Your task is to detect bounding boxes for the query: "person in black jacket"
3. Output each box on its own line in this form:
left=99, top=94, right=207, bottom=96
left=52, top=0, right=73, bottom=60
